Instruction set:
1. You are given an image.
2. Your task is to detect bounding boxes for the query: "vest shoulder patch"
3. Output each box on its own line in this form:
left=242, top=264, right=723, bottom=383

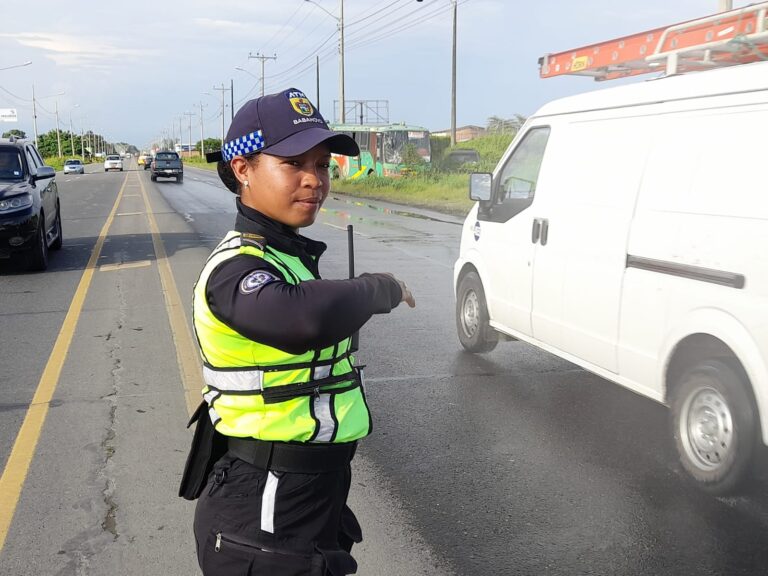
left=240, top=233, right=266, bottom=250
left=240, top=270, right=279, bottom=294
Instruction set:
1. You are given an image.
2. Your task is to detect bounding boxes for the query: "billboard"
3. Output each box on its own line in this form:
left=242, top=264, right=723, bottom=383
left=0, top=109, right=18, bottom=122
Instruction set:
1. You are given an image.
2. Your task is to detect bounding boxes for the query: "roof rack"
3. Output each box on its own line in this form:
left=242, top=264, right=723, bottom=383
left=539, top=2, right=768, bottom=81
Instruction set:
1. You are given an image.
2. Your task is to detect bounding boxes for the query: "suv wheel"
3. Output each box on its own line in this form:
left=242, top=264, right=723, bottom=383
left=28, top=216, right=49, bottom=271
left=50, top=204, right=63, bottom=250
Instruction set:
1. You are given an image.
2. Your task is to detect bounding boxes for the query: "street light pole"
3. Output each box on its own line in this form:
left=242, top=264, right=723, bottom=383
left=199, top=101, right=207, bottom=156
left=184, top=111, right=194, bottom=158
left=55, top=99, right=62, bottom=158
left=31, top=83, right=39, bottom=148
left=69, top=104, right=79, bottom=157
left=0, top=60, right=31, bottom=72
left=719, top=0, right=732, bottom=11
left=451, top=0, right=457, bottom=146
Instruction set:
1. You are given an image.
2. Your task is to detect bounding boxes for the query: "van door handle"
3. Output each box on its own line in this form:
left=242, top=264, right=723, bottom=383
left=540, top=219, right=549, bottom=246
left=531, top=219, right=541, bottom=244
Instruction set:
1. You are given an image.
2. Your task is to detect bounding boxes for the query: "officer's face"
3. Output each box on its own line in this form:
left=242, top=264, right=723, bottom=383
left=238, top=143, right=331, bottom=229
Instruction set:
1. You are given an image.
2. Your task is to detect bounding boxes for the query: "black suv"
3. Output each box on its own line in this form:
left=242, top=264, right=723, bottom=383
left=0, top=137, right=62, bottom=270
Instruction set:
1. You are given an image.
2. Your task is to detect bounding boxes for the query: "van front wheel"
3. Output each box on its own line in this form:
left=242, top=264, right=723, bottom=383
left=456, top=271, right=498, bottom=353
left=672, top=359, right=757, bottom=494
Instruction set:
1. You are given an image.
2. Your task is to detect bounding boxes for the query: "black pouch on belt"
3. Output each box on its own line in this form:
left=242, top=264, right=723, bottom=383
left=178, top=401, right=229, bottom=500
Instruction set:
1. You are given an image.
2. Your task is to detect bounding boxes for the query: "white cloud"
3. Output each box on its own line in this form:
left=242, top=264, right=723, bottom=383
left=0, top=32, right=153, bottom=69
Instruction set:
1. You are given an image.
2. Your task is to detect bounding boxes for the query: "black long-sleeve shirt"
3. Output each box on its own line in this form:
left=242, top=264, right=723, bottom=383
left=206, top=201, right=403, bottom=355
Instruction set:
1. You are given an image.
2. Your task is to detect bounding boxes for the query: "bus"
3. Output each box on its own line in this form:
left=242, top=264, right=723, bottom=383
left=328, top=123, right=431, bottom=179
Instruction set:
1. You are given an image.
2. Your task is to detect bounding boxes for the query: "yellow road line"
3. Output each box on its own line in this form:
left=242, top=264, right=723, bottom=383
left=136, top=173, right=203, bottom=416
left=99, top=260, right=153, bottom=272
left=0, top=172, right=130, bottom=553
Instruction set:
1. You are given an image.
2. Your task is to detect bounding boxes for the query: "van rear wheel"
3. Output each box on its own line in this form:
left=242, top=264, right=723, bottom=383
left=671, top=359, right=757, bottom=494
left=456, top=271, right=498, bottom=353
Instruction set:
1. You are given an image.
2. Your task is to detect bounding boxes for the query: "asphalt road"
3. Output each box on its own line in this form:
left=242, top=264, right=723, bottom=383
left=1, top=159, right=768, bottom=575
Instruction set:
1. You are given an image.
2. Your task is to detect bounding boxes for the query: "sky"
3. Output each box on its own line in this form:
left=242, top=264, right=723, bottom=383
left=0, top=0, right=754, bottom=150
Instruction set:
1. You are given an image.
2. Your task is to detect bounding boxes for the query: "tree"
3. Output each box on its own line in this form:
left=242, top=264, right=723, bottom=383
left=2, top=129, right=26, bottom=139
left=486, top=114, right=527, bottom=135
left=196, top=138, right=222, bottom=154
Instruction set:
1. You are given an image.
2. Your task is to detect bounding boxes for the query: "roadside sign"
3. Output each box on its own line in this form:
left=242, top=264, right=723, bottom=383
left=0, top=108, right=18, bottom=122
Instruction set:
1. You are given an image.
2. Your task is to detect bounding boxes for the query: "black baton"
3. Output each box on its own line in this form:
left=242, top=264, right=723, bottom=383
left=348, top=224, right=359, bottom=352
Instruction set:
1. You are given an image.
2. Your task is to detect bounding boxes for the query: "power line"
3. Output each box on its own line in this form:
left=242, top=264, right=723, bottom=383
left=347, top=0, right=471, bottom=52
left=346, top=0, right=408, bottom=27
left=258, top=1, right=304, bottom=54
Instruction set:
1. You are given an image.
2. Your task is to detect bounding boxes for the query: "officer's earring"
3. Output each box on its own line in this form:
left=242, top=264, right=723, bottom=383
left=244, top=180, right=249, bottom=188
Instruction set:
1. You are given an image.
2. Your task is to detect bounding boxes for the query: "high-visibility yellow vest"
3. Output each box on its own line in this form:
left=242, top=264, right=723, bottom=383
left=192, top=231, right=371, bottom=443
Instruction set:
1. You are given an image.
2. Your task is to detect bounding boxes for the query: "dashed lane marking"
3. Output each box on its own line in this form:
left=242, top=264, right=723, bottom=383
left=99, top=260, right=153, bottom=272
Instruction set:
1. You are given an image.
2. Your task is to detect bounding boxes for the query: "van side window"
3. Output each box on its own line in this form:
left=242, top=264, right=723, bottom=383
left=489, top=127, right=550, bottom=222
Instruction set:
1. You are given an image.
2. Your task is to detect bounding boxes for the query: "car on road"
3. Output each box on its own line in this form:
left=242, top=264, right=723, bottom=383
left=63, top=159, right=85, bottom=175
left=138, top=154, right=152, bottom=170
left=104, top=154, right=123, bottom=172
left=150, top=151, right=183, bottom=182
left=0, top=136, right=62, bottom=270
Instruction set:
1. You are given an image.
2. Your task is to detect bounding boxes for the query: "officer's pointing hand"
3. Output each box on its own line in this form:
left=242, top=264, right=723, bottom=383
left=382, top=273, right=415, bottom=308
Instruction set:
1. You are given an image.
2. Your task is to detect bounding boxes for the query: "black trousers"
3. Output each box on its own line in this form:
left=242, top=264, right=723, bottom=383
left=194, top=453, right=362, bottom=575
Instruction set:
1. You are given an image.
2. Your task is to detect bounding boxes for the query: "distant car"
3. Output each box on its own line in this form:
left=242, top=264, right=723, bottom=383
left=104, top=155, right=123, bottom=172
left=443, top=148, right=481, bottom=171
left=63, top=159, right=85, bottom=175
left=0, top=136, right=62, bottom=270
left=138, top=154, right=152, bottom=169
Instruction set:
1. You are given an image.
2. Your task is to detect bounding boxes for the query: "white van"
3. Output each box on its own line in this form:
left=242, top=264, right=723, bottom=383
left=454, top=60, right=768, bottom=494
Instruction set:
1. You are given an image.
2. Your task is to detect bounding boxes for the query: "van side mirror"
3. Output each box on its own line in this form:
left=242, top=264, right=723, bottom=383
left=32, top=166, right=55, bottom=181
left=469, top=172, right=492, bottom=202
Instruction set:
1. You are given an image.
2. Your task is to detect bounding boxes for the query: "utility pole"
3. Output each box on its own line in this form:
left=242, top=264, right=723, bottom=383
left=248, top=53, right=277, bottom=97
left=213, top=84, right=231, bottom=145
left=179, top=116, right=184, bottom=152
left=80, top=126, right=84, bottom=158
left=450, top=0, right=457, bottom=146
left=31, top=84, right=39, bottom=148
left=55, top=99, right=62, bottom=158
left=231, top=78, right=234, bottom=121
left=199, top=101, right=207, bottom=156
left=184, top=111, right=195, bottom=158
left=340, top=0, right=345, bottom=122
left=719, top=0, right=732, bottom=10
left=316, top=56, right=320, bottom=109
left=69, top=111, right=75, bottom=157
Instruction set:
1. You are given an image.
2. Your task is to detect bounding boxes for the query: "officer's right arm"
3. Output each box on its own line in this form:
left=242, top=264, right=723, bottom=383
left=207, top=256, right=404, bottom=354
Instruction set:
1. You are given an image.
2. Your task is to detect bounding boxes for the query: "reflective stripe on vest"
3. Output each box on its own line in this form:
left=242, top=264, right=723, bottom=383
left=192, top=231, right=372, bottom=443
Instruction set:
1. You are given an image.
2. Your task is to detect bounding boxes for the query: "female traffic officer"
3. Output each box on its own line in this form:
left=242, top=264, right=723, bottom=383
left=179, top=87, right=415, bottom=576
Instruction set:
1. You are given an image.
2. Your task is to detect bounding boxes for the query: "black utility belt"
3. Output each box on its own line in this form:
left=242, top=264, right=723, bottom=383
left=227, top=437, right=357, bottom=473
left=260, top=367, right=364, bottom=404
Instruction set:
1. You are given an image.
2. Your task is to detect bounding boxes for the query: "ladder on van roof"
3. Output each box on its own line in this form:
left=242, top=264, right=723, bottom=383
left=539, top=2, right=768, bottom=81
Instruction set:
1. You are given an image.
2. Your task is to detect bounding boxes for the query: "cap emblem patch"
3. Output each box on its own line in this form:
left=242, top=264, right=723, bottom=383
left=289, top=92, right=314, bottom=116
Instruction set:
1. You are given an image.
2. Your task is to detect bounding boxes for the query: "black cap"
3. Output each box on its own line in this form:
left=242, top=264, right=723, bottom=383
left=207, top=88, right=359, bottom=162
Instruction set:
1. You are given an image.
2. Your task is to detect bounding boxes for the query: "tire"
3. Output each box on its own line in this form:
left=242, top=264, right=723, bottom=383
left=27, top=215, right=49, bottom=271
left=104, top=169, right=108, bottom=172
left=456, top=271, right=498, bottom=353
left=177, top=175, right=183, bottom=183
left=671, top=359, right=757, bottom=494
left=50, top=204, right=63, bottom=250
left=151, top=175, right=157, bottom=182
